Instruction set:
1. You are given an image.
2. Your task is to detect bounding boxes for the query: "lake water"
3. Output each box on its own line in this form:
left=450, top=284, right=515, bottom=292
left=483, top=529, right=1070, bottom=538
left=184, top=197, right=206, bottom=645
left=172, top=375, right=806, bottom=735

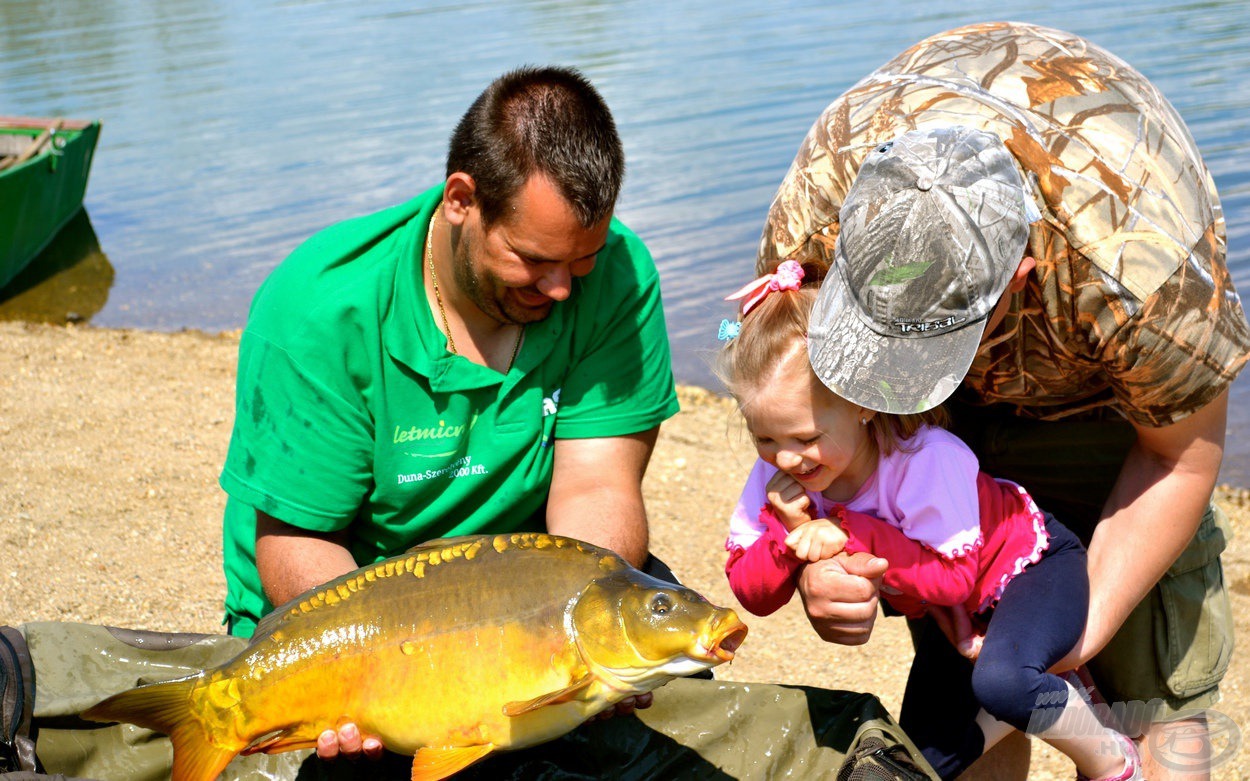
left=3, top=0, right=1250, bottom=485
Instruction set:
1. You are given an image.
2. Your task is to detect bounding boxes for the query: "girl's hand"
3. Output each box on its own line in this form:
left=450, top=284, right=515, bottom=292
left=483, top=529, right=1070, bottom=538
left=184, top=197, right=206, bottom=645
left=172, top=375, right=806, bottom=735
left=765, top=470, right=813, bottom=531
left=785, top=519, right=848, bottom=562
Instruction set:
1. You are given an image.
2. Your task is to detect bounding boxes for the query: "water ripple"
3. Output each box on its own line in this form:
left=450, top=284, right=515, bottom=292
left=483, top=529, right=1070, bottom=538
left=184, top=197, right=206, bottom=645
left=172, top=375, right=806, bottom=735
left=3, top=0, right=1249, bottom=483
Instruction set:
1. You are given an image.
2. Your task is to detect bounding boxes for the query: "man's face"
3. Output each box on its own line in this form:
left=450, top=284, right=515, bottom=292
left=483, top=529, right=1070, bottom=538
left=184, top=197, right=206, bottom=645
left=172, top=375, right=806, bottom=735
left=453, top=175, right=611, bottom=326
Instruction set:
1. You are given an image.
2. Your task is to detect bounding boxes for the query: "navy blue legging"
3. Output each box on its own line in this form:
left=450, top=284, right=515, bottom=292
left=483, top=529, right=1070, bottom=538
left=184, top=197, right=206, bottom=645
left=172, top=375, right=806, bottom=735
left=899, top=515, right=1088, bottom=779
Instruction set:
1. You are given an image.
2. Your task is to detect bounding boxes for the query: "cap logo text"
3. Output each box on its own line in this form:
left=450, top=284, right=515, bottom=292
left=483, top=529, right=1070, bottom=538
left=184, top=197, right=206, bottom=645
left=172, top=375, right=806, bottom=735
left=895, top=316, right=960, bottom=333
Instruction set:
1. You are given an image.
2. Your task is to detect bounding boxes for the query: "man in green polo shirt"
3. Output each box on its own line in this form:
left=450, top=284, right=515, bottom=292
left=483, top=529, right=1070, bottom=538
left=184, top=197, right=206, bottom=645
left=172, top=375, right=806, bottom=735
left=220, top=65, right=677, bottom=638
left=219, top=65, right=679, bottom=759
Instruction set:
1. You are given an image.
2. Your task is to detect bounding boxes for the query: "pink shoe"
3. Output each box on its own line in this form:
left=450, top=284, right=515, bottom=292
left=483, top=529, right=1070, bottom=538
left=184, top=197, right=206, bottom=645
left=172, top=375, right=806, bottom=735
left=1076, top=732, right=1143, bottom=781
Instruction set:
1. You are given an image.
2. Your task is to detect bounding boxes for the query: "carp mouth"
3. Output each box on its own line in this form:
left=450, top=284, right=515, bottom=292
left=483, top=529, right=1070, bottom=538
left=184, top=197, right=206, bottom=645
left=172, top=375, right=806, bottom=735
left=698, top=618, right=748, bottom=663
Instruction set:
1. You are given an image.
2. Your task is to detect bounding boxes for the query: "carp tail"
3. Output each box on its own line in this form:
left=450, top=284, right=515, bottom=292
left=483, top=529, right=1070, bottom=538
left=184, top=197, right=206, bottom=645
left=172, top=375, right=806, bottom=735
left=83, top=675, right=239, bottom=781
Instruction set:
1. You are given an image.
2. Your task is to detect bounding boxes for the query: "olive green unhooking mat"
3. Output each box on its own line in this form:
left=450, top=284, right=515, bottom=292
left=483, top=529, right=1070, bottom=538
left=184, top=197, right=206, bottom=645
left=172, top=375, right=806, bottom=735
left=17, top=622, right=937, bottom=780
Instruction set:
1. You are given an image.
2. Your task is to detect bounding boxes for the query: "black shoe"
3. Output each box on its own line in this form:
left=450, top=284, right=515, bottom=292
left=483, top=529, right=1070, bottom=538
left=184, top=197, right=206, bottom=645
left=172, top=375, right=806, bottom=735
left=0, top=627, right=38, bottom=773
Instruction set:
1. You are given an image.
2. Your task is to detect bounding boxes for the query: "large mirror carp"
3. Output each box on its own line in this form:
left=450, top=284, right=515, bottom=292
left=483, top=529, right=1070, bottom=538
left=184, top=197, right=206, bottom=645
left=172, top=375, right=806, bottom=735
left=84, top=532, right=748, bottom=780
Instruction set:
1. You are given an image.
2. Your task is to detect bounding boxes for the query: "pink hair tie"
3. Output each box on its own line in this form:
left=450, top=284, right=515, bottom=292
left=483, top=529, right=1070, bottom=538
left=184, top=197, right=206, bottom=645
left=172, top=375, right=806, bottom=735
left=725, top=260, right=805, bottom=316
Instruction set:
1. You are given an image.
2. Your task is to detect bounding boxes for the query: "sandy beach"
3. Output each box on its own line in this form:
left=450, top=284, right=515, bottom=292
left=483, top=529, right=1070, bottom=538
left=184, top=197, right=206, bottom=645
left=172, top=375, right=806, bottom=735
left=1, top=320, right=1246, bottom=779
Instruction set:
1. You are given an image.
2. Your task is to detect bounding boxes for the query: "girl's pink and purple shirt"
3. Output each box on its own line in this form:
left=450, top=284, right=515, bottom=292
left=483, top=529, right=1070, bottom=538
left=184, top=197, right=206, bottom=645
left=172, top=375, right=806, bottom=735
left=725, top=426, right=1049, bottom=618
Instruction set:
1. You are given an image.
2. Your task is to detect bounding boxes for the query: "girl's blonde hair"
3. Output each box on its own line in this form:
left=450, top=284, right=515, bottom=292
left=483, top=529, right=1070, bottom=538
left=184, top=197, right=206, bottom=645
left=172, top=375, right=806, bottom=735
left=719, top=258, right=948, bottom=456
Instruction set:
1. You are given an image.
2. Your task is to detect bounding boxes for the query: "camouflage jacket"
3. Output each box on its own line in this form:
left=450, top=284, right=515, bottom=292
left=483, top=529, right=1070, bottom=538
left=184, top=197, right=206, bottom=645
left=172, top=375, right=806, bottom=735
left=760, top=21, right=1250, bottom=425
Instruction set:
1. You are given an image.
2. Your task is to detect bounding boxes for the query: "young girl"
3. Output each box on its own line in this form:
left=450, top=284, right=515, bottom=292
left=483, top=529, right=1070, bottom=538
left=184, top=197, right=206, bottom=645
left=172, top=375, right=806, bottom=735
left=718, top=259, right=1141, bottom=781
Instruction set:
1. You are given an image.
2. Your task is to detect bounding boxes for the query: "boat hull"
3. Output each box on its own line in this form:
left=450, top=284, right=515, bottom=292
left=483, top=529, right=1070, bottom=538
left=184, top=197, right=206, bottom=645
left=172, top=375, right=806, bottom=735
left=0, top=117, right=101, bottom=289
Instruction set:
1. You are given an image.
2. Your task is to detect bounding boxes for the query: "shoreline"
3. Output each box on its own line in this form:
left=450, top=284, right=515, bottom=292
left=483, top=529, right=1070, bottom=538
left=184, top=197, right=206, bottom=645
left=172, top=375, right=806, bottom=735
left=2, top=320, right=1247, bottom=780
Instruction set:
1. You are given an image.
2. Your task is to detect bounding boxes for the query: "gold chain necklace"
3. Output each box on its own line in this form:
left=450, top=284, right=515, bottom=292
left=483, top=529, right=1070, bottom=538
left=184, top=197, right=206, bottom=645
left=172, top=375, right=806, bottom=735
left=425, top=206, right=524, bottom=371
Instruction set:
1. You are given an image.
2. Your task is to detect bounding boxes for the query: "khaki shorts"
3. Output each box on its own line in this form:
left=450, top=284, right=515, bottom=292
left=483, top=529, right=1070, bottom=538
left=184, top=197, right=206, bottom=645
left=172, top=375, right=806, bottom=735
left=948, top=401, right=1235, bottom=722
left=1087, top=504, right=1234, bottom=723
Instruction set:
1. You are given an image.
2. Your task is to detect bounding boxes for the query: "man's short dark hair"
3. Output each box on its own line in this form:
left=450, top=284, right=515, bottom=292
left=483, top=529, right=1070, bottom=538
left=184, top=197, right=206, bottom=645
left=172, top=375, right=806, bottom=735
left=447, top=65, right=625, bottom=228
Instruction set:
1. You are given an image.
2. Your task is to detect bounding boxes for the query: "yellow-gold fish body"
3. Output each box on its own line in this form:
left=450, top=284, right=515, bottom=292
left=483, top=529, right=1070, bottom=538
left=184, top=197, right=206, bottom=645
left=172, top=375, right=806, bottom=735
left=83, top=533, right=748, bottom=781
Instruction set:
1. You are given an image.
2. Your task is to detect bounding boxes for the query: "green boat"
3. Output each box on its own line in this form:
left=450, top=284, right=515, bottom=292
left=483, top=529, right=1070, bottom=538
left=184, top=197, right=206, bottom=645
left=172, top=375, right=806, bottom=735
left=0, top=116, right=102, bottom=290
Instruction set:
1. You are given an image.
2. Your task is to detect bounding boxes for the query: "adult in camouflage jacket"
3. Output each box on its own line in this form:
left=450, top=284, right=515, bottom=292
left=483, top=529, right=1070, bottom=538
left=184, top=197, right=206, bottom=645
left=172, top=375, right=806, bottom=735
left=760, top=21, right=1250, bottom=780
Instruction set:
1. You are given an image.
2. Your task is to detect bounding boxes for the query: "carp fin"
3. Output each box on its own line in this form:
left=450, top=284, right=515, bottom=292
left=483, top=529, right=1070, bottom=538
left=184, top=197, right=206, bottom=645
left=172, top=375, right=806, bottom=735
left=410, top=743, right=495, bottom=781
left=251, top=610, right=288, bottom=644
left=404, top=535, right=478, bottom=553
left=501, top=673, right=594, bottom=717
left=83, top=675, right=239, bottom=781
left=240, top=731, right=318, bottom=755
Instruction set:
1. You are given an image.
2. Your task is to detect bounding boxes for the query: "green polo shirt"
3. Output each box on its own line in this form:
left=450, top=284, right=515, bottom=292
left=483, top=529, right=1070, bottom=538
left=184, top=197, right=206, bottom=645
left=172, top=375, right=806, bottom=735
left=219, top=185, right=679, bottom=636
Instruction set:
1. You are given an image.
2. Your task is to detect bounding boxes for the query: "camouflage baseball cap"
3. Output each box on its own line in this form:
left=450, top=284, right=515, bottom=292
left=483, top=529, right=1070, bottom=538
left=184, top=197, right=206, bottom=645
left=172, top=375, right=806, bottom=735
left=808, top=126, right=1033, bottom=413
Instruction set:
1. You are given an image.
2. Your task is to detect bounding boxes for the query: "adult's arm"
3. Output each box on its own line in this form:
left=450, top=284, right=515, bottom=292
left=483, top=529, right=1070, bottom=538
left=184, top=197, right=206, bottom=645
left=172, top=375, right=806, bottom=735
left=254, top=510, right=359, bottom=608
left=545, top=430, right=658, bottom=567
left=1054, top=390, right=1228, bottom=671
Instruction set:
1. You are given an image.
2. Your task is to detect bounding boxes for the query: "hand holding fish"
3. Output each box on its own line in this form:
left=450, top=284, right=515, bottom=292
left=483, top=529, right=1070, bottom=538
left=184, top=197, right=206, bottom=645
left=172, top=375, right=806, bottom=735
left=591, top=692, right=653, bottom=721
left=315, top=724, right=383, bottom=762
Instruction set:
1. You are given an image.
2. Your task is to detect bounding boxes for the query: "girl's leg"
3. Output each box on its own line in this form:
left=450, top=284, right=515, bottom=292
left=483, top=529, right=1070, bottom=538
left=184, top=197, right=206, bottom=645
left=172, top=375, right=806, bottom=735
left=972, top=517, right=1138, bottom=779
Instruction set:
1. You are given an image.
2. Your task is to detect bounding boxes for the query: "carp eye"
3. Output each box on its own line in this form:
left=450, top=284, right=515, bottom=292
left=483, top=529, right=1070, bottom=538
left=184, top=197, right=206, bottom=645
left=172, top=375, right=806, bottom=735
left=650, top=593, right=673, bottom=616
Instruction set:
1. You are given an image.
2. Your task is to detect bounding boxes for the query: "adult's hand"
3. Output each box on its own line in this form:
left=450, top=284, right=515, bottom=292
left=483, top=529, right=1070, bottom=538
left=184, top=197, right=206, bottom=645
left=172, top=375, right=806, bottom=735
left=257, top=514, right=382, bottom=763
left=316, top=723, right=384, bottom=762
left=930, top=604, right=983, bottom=660
left=592, top=692, right=654, bottom=721
left=315, top=695, right=656, bottom=758
left=795, top=551, right=888, bottom=645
